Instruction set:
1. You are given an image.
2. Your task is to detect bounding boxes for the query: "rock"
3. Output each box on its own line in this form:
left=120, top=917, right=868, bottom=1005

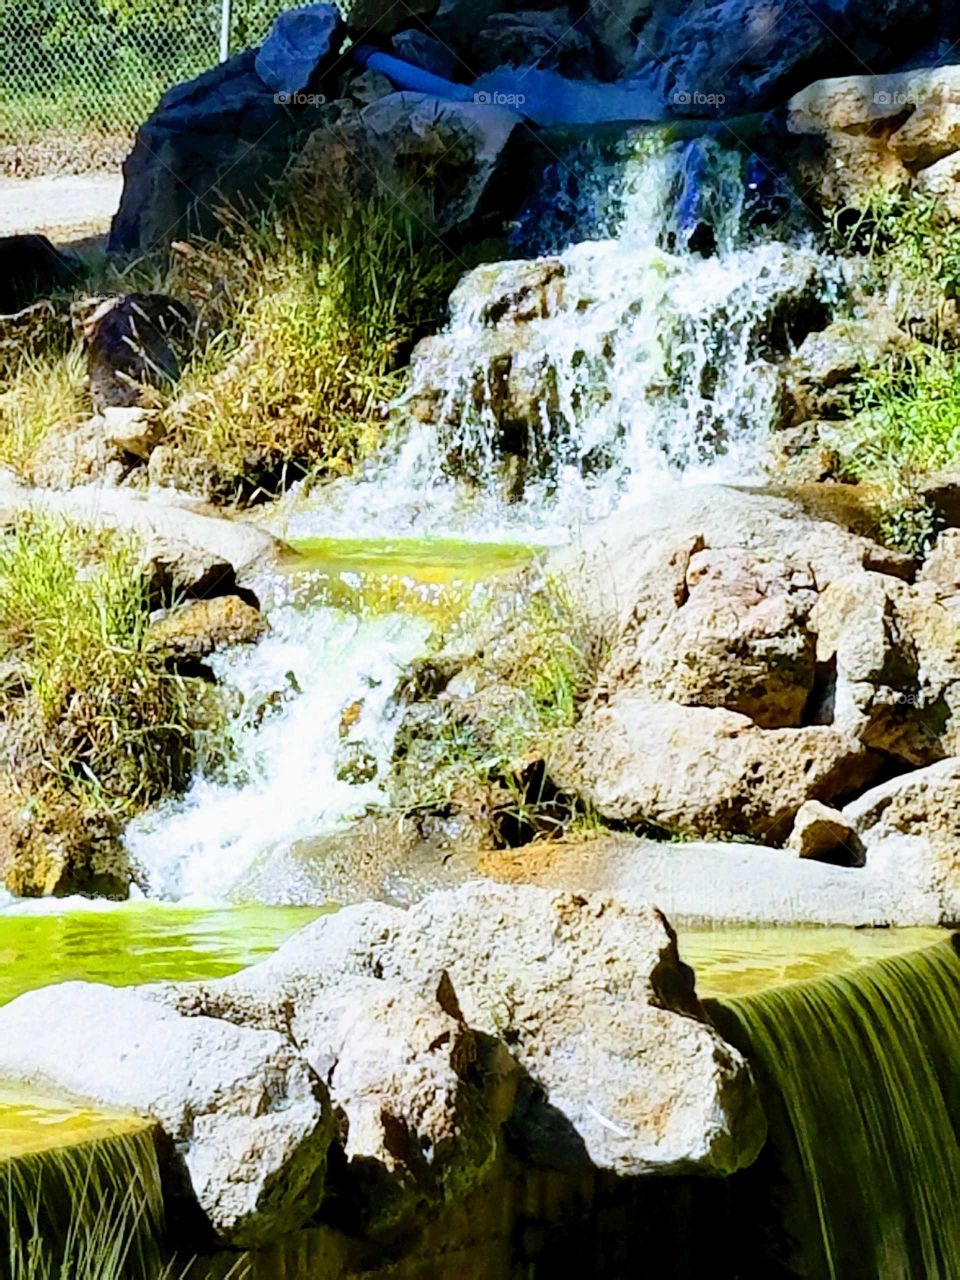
left=141, top=537, right=253, bottom=610
left=915, top=150, right=960, bottom=218
left=473, top=9, right=596, bottom=77
left=0, top=785, right=130, bottom=898
left=406, top=243, right=831, bottom=487
left=547, top=695, right=877, bottom=843
left=810, top=570, right=960, bottom=765
left=844, top=759, right=960, bottom=923
left=288, top=92, right=521, bottom=234
left=3, top=481, right=282, bottom=576
left=598, top=544, right=819, bottom=729
left=0, top=235, right=79, bottom=313
left=920, top=527, right=960, bottom=586
left=80, top=294, right=197, bottom=412
left=378, top=883, right=766, bottom=1176
left=785, top=314, right=913, bottom=424
left=0, top=982, right=332, bottom=1246
left=585, top=0, right=653, bottom=76
left=150, top=596, right=267, bottom=663
left=336, top=0, right=438, bottom=35
left=157, top=885, right=765, bottom=1181
left=319, top=973, right=517, bottom=1232
left=788, top=799, right=863, bottom=865
left=101, top=406, right=165, bottom=458
left=255, top=4, right=344, bottom=98
left=391, top=29, right=460, bottom=79
left=31, top=407, right=165, bottom=490
left=633, top=0, right=952, bottom=116
left=786, top=65, right=960, bottom=208
left=109, top=52, right=334, bottom=255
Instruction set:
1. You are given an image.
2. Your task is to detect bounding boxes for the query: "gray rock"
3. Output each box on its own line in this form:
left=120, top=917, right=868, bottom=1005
left=0, top=983, right=332, bottom=1246
left=474, top=9, right=596, bottom=76
left=255, top=5, right=344, bottom=98
left=391, top=29, right=460, bottom=79
left=337, top=0, right=438, bottom=35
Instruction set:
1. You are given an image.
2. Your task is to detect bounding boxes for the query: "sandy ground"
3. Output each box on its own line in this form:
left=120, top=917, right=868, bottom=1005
left=0, top=173, right=123, bottom=243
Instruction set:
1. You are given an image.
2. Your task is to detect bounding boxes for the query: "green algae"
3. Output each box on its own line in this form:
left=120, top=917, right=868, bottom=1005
left=282, top=536, right=535, bottom=621
left=709, top=935, right=960, bottom=1279
left=0, top=903, right=324, bottom=1008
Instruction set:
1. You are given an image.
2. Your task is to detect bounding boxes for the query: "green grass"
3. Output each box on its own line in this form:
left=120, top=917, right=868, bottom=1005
left=834, top=188, right=960, bottom=302
left=156, top=198, right=460, bottom=503
left=393, top=577, right=605, bottom=841
left=0, top=348, right=87, bottom=480
left=0, top=516, right=195, bottom=820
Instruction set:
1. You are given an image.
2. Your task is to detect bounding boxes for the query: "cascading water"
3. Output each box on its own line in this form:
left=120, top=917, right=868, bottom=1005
left=127, top=129, right=844, bottom=906
left=708, top=937, right=960, bottom=1279
left=277, top=132, right=840, bottom=543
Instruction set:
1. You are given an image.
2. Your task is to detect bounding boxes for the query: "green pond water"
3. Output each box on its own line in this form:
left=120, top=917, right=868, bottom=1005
left=283, top=536, right=535, bottom=619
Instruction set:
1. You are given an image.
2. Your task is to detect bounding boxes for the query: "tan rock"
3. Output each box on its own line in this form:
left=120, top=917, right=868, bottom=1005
left=788, top=799, right=862, bottom=865
left=600, top=546, right=818, bottom=728
left=915, top=151, right=960, bottom=219
left=811, top=570, right=960, bottom=765
left=546, top=695, right=877, bottom=843
left=150, top=596, right=267, bottom=662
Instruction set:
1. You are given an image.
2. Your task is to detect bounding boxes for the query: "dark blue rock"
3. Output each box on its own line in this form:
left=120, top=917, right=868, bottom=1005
left=255, top=4, right=344, bottom=98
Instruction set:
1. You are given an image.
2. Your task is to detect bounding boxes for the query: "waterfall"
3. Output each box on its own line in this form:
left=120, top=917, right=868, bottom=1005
left=0, top=1118, right=166, bottom=1279
left=282, top=132, right=839, bottom=544
left=708, top=937, right=960, bottom=1279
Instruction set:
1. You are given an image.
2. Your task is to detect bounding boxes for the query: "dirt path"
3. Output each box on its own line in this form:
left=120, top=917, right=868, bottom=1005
left=0, top=174, right=123, bottom=244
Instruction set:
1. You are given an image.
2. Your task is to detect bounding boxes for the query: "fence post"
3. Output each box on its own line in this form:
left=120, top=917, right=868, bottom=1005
left=219, top=0, right=233, bottom=62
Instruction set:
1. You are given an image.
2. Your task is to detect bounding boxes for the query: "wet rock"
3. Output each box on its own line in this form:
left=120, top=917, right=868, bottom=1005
left=788, top=799, right=863, bottom=865
left=547, top=695, right=876, bottom=843
left=0, top=982, right=332, bottom=1246
left=585, top=0, right=653, bottom=76
left=255, top=4, right=343, bottom=98
left=80, top=294, right=197, bottom=412
left=150, top=596, right=267, bottom=663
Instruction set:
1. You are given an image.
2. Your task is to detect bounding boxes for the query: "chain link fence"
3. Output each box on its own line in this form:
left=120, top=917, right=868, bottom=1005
left=0, top=0, right=297, bottom=173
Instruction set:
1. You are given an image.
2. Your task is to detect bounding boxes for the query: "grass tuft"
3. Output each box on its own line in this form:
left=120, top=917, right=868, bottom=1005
left=0, top=516, right=195, bottom=821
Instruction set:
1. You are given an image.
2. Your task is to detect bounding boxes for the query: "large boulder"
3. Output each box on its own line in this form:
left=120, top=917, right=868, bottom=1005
left=109, top=52, right=334, bottom=256
left=338, top=0, right=438, bottom=35
left=547, top=695, right=876, bottom=842
left=0, top=235, right=78, bottom=313
left=632, top=0, right=956, bottom=117
left=154, top=886, right=765, bottom=1191
left=0, top=983, right=332, bottom=1246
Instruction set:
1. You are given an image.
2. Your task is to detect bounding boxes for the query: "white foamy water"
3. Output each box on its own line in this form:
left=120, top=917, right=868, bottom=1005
left=126, top=602, right=430, bottom=902
left=126, top=132, right=846, bottom=905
